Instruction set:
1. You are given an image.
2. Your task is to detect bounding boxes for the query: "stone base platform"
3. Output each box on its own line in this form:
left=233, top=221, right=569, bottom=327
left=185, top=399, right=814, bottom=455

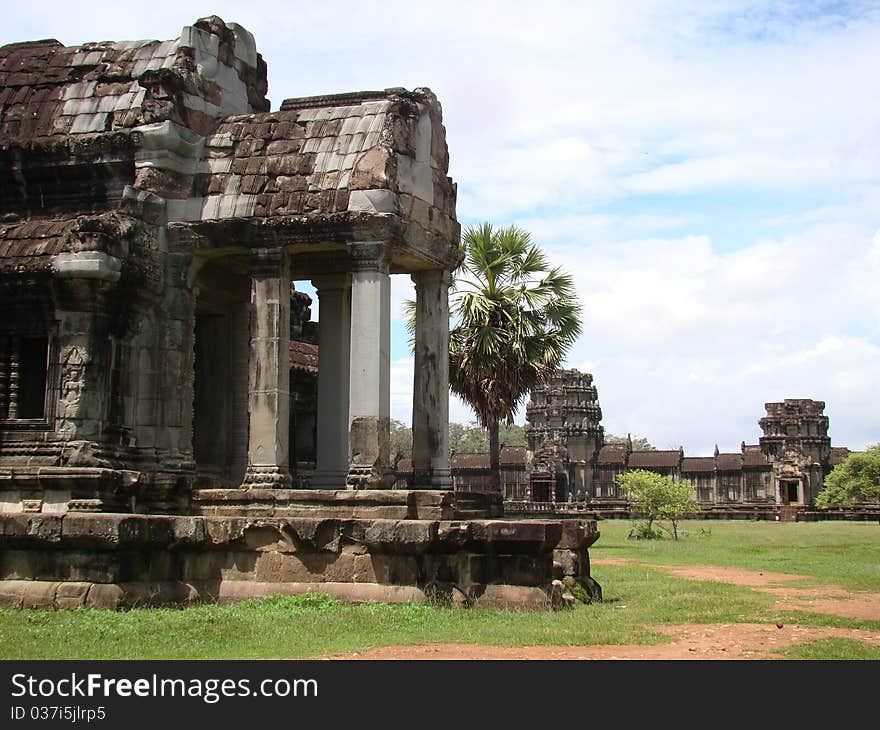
left=190, top=488, right=504, bottom=520
left=0, top=492, right=600, bottom=610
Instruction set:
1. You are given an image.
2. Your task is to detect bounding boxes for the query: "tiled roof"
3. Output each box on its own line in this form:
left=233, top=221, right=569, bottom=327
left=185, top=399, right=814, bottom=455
left=289, top=340, right=318, bottom=374
left=0, top=19, right=266, bottom=148
left=500, top=446, right=526, bottom=465
left=628, top=450, right=681, bottom=468
left=0, top=217, right=77, bottom=270
left=716, top=453, right=743, bottom=471
left=742, top=447, right=770, bottom=468
left=451, top=453, right=490, bottom=470
left=682, top=457, right=715, bottom=473
left=167, top=89, right=457, bottom=239
left=597, top=444, right=628, bottom=465
left=0, top=213, right=150, bottom=272
left=830, top=447, right=850, bottom=466
left=397, top=446, right=526, bottom=473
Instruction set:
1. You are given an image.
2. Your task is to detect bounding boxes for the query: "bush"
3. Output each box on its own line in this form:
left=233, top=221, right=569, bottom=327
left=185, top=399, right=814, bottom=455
left=618, top=469, right=700, bottom=540
left=629, top=521, right=666, bottom=540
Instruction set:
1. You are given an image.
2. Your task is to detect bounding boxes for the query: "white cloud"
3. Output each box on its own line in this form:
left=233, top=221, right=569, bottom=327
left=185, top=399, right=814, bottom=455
left=556, top=219, right=880, bottom=451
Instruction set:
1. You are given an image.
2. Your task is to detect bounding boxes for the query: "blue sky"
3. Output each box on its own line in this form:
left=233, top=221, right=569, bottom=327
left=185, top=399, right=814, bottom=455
left=5, top=1, right=878, bottom=454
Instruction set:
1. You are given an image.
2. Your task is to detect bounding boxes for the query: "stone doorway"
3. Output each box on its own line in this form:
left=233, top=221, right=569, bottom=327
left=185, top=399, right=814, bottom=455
left=529, top=471, right=553, bottom=502
left=192, top=258, right=250, bottom=487
left=780, top=479, right=800, bottom=505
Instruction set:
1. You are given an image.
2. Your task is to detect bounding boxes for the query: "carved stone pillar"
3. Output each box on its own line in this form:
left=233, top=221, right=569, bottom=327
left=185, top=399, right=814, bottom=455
left=52, top=253, right=122, bottom=442
left=346, top=242, right=392, bottom=489
left=0, top=336, right=8, bottom=419
left=312, top=273, right=351, bottom=488
left=410, top=269, right=452, bottom=489
left=242, top=248, right=292, bottom=488
left=7, top=336, right=19, bottom=420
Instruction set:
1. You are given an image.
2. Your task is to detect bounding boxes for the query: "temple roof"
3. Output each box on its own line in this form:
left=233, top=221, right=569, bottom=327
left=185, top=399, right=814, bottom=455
left=0, top=18, right=266, bottom=149
left=168, top=87, right=460, bottom=270
left=289, top=340, right=318, bottom=375
left=597, top=444, right=628, bottom=465
left=830, top=447, right=851, bottom=466
left=716, top=453, right=743, bottom=471
left=395, top=446, right=525, bottom=474
left=742, top=446, right=770, bottom=468
left=681, top=456, right=715, bottom=473
left=628, top=450, right=681, bottom=468
left=0, top=217, right=77, bottom=271
left=2, top=18, right=460, bottom=277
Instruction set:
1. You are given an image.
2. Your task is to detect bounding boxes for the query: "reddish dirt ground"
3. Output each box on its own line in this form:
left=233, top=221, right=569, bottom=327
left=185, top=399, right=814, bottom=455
left=640, top=563, right=880, bottom=621
left=327, top=561, right=880, bottom=660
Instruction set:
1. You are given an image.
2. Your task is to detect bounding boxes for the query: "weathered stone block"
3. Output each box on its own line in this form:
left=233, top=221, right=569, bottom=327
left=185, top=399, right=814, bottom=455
left=553, top=548, right=580, bottom=579
left=322, top=550, right=377, bottom=583
left=15, top=580, right=61, bottom=609
left=46, top=549, right=133, bottom=583
left=472, top=585, right=550, bottom=610
left=0, top=514, right=29, bottom=539
left=169, top=516, right=208, bottom=545
left=254, top=552, right=328, bottom=583
left=468, top=520, right=562, bottom=553
left=243, top=523, right=296, bottom=552
left=54, top=581, right=91, bottom=609
left=85, top=583, right=125, bottom=609
left=180, top=552, right=226, bottom=581
left=285, top=518, right=343, bottom=552
left=0, top=549, right=49, bottom=580
left=498, top=555, right=547, bottom=587
left=60, top=514, right=150, bottom=545
left=364, top=519, right=438, bottom=553
left=367, top=554, right=420, bottom=585
left=218, top=550, right=259, bottom=581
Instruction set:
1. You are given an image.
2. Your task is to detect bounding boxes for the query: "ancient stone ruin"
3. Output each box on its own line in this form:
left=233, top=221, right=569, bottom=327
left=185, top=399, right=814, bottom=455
left=0, top=17, right=599, bottom=609
left=468, top=370, right=859, bottom=521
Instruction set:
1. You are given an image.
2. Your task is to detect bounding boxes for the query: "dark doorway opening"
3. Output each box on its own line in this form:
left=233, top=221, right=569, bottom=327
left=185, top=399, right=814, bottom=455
left=530, top=472, right=552, bottom=502
left=781, top=480, right=800, bottom=504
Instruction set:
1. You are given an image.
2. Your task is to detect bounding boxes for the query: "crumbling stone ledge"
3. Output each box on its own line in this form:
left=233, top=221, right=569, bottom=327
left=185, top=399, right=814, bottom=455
left=0, top=510, right=599, bottom=611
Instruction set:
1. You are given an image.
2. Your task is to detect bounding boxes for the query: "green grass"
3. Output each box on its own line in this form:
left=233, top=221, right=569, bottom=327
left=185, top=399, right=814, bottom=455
left=0, top=520, right=877, bottom=659
left=0, top=567, right=778, bottom=659
left=776, top=638, right=880, bottom=660
left=592, top=519, right=880, bottom=590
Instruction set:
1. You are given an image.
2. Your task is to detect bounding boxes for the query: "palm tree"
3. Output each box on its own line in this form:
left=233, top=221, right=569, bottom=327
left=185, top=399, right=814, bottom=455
left=446, top=222, right=582, bottom=492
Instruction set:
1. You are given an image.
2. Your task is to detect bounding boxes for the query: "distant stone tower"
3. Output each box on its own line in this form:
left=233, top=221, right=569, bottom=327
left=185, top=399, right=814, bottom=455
left=525, top=369, right=603, bottom=502
left=759, top=399, right=832, bottom=505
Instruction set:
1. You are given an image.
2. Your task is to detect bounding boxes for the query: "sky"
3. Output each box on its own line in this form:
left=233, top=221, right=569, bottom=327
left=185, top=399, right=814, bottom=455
left=4, top=1, right=878, bottom=454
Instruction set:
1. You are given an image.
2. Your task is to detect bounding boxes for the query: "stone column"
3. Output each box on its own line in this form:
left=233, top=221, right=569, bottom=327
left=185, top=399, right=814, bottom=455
left=410, top=269, right=452, bottom=489
left=346, top=242, right=392, bottom=489
left=242, top=248, right=292, bottom=488
left=51, top=252, right=122, bottom=442
left=312, top=274, right=352, bottom=488
left=0, top=336, right=8, bottom=419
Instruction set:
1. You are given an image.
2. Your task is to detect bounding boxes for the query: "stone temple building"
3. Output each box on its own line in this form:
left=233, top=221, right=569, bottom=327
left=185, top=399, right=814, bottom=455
left=0, top=18, right=599, bottom=610
left=0, top=16, right=459, bottom=502
left=440, top=368, right=853, bottom=515
left=588, top=397, right=849, bottom=511
left=523, top=369, right=603, bottom=502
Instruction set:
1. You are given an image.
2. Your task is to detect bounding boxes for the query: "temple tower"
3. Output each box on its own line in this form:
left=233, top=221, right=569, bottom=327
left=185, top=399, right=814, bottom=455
left=759, top=399, right=832, bottom=505
left=525, top=369, right=603, bottom=502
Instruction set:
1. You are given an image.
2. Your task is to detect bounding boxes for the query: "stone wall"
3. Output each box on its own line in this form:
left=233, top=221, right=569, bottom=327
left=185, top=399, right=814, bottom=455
left=0, top=502, right=600, bottom=610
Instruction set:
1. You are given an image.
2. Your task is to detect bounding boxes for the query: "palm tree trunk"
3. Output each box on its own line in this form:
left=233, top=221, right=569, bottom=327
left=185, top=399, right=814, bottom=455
left=488, top=418, right=501, bottom=494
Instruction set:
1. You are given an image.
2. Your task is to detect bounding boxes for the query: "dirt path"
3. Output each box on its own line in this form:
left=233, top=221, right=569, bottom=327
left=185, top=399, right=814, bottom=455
left=334, top=623, right=880, bottom=660
left=594, top=560, right=880, bottom=621
left=327, top=561, right=880, bottom=660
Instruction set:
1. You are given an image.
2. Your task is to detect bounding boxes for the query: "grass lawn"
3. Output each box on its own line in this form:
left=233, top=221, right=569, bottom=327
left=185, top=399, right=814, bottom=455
left=0, top=520, right=877, bottom=660
left=592, top=519, right=880, bottom=591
